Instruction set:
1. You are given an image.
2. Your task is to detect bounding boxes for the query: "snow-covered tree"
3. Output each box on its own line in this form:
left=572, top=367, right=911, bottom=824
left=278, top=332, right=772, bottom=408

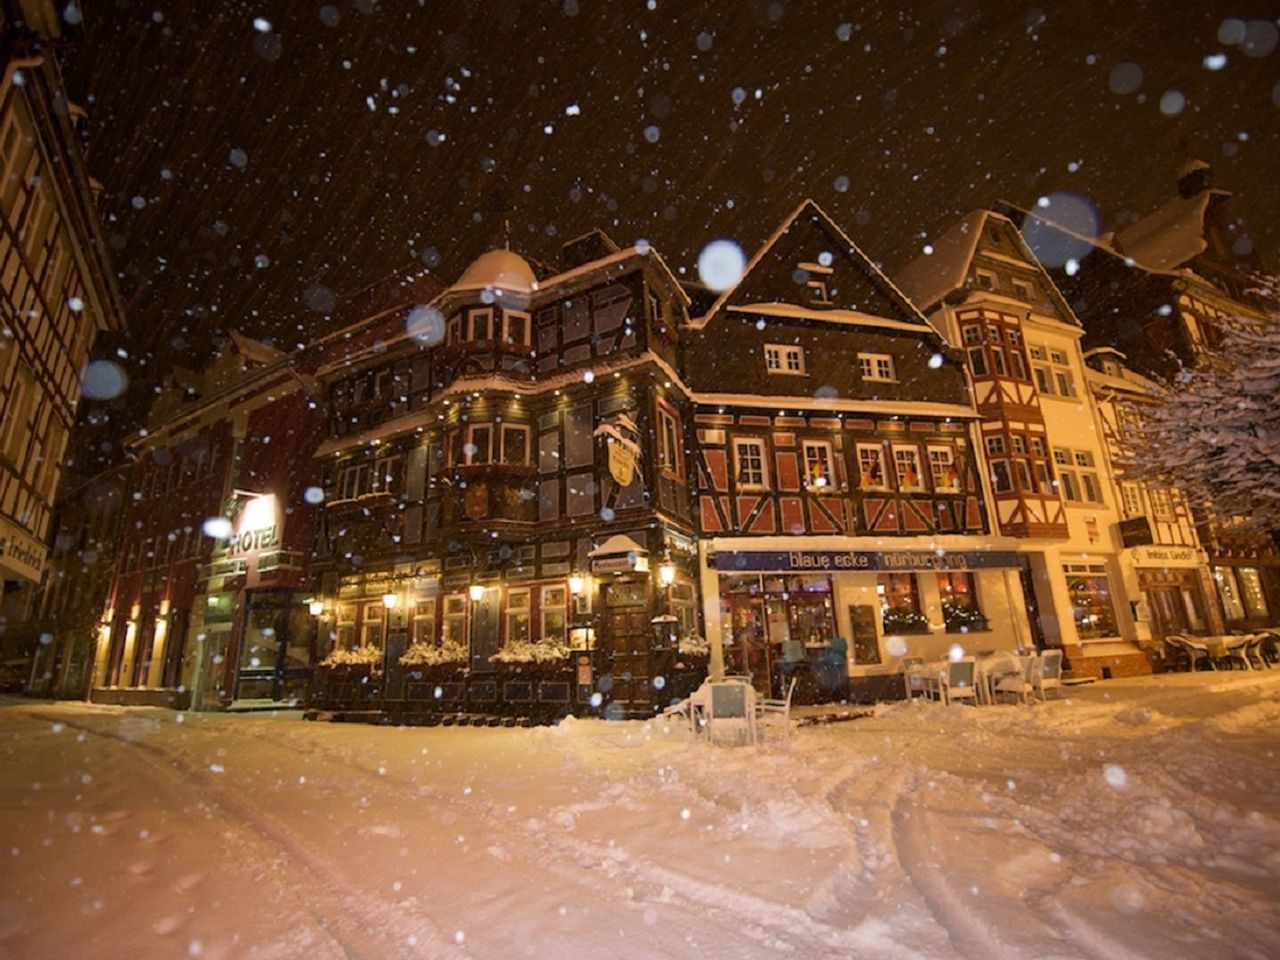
left=1128, top=286, right=1280, bottom=536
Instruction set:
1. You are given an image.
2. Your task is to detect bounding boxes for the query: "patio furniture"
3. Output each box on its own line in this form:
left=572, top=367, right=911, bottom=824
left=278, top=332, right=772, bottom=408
left=994, top=655, right=1036, bottom=704
left=704, top=681, right=757, bottom=745
left=756, top=676, right=797, bottom=743
left=976, top=651, right=1025, bottom=704
left=1178, top=634, right=1217, bottom=671
left=1222, top=635, right=1253, bottom=671
left=1035, top=650, right=1064, bottom=699
left=1161, top=634, right=1193, bottom=672
left=937, top=658, right=979, bottom=706
left=901, top=657, right=928, bottom=699
left=1242, top=635, right=1269, bottom=670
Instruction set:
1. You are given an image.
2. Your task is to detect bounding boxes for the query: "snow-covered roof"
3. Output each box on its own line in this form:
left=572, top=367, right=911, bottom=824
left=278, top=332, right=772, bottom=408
left=895, top=211, right=987, bottom=313
left=690, top=198, right=930, bottom=331
left=726, top=302, right=935, bottom=335
left=1114, top=188, right=1227, bottom=272
left=452, top=249, right=538, bottom=294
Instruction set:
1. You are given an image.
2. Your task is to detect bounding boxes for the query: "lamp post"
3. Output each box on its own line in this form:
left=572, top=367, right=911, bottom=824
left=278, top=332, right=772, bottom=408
left=468, top=583, right=485, bottom=667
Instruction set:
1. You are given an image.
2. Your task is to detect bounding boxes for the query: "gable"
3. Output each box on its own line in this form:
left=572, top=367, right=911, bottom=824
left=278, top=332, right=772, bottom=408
left=715, top=202, right=927, bottom=327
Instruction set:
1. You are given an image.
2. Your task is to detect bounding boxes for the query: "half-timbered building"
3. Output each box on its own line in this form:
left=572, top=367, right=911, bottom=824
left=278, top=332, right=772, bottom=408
left=682, top=201, right=1027, bottom=702
left=309, top=233, right=697, bottom=718
left=898, top=209, right=1148, bottom=680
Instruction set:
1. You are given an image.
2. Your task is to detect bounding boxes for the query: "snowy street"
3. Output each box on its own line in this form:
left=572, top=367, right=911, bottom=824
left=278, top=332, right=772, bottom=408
left=3, top=673, right=1279, bottom=960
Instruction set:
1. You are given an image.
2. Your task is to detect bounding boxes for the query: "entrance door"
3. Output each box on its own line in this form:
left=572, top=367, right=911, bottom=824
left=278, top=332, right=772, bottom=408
left=601, top=580, right=652, bottom=714
left=1148, top=585, right=1190, bottom=639
left=726, top=596, right=772, bottom=697
left=1018, top=558, right=1048, bottom=650
left=236, top=590, right=314, bottom=703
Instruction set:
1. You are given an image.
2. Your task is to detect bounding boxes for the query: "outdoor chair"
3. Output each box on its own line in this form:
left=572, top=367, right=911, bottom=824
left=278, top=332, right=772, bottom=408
left=1161, top=634, right=1192, bottom=672
left=901, top=656, right=928, bottom=699
left=1243, top=635, right=1269, bottom=670
left=937, top=658, right=979, bottom=706
left=994, top=655, right=1036, bottom=704
left=705, top=681, right=757, bottom=746
left=1222, top=635, right=1253, bottom=671
left=1178, top=634, right=1217, bottom=671
left=1035, top=650, right=1064, bottom=699
left=756, top=676, right=798, bottom=743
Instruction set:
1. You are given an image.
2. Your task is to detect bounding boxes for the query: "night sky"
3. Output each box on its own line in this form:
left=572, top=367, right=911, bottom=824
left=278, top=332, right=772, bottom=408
left=62, top=1, right=1279, bottom=454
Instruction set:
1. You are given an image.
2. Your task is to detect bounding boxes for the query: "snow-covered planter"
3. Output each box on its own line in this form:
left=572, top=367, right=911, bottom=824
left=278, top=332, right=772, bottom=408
left=677, top=633, right=710, bottom=657
left=490, top=639, right=571, bottom=665
left=321, top=645, right=385, bottom=668
left=399, top=638, right=468, bottom=667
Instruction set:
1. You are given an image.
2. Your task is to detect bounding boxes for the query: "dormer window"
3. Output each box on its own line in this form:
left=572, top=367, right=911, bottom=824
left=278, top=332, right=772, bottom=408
left=764, top=343, right=805, bottom=375
left=975, top=270, right=997, bottom=291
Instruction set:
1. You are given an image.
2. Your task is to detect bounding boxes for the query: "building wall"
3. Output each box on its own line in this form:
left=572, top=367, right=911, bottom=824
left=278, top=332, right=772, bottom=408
left=0, top=17, right=123, bottom=642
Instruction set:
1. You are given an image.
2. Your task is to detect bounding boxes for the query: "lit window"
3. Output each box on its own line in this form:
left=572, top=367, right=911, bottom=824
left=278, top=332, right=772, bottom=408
left=541, top=585, right=568, bottom=644
left=893, top=445, right=925, bottom=491
left=802, top=440, right=834, bottom=489
left=1237, top=567, right=1269, bottom=619
left=858, top=353, right=896, bottom=382
left=412, top=599, right=437, bottom=646
left=856, top=443, right=886, bottom=489
left=505, top=588, right=531, bottom=644
left=733, top=438, right=768, bottom=488
left=927, top=445, right=959, bottom=492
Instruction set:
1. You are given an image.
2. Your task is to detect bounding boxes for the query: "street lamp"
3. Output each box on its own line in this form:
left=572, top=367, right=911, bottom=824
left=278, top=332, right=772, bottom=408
left=308, top=599, right=325, bottom=617
left=658, top=553, right=676, bottom=588
left=568, top=572, right=585, bottom=596
left=468, top=583, right=486, bottom=603
left=382, top=593, right=399, bottom=609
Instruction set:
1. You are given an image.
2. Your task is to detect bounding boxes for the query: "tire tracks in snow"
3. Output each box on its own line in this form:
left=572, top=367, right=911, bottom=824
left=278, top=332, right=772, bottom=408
left=23, top=709, right=466, bottom=960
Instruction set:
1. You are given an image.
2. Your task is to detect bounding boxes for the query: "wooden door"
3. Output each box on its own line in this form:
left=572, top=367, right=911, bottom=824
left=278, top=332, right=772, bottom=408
left=601, top=581, right=653, bottom=713
left=1148, top=585, right=1189, bottom=638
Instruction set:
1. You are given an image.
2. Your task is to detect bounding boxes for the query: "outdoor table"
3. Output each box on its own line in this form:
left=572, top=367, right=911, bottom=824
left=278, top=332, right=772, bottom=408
left=904, top=660, right=947, bottom=699
left=976, top=652, right=1034, bottom=704
left=1203, top=637, right=1229, bottom=659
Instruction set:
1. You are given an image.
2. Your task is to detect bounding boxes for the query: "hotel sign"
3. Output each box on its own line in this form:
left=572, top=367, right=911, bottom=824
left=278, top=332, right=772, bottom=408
left=0, top=516, right=46, bottom=582
left=1129, top=546, right=1202, bottom=567
left=713, top=550, right=1020, bottom=573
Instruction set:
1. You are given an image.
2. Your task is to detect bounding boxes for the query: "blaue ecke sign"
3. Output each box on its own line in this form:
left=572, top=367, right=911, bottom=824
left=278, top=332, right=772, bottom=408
left=713, top=550, right=1020, bottom=573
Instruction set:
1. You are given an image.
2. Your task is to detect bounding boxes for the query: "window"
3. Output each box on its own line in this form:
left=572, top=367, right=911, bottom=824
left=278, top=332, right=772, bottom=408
left=1065, top=562, right=1119, bottom=638
left=1011, top=435, right=1026, bottom=454
left=733, top=438, right=768, bottom=488
left=1029, top=345, right=1046, bottom=361
left=503, top=311, right=530, bottom=345
left=371, top=454, right=401, bottom=495
left=656, top=403, right=683, bottom=478
left=893, top=445, right=924, bottom=491
left=985, top=435, right=1006, bottom=455
left=468, top=424, right=493, bottom=464
left=1237, top=567, right=1269, bottom=619
left=1014, top=459, right=1034, bottom=492
left=968, top=347, right=988, bottom=377
left=1049, top=349, right=1068, bottom=365
left=858, top=353, right=896, bottom=382
left=806, top=278, right=829, bottom=303
left=802, top=440, right=834, bottom=489
left=938, top=572, right=985, bottom=632
left=1034, top=366, right=1053, bottom=394
left=412, top=599, right=437, bottom=646
left=468, top=308, right=493, bottom=341
left=442, top=594, right=468, bottom=646
left=1120, top=482, right=1143, bottom=518
left=990, top=348, right=1007, bottom=376
left=505, top=588, right=531, bottom=644
left=541, top=585, right=568, bottom=645
left=1149, top=488, right=1174, bottom=520
left=1012, top=279, right=1032, bottom=300
left=975, top=270, right=996, bottom=290
left=1054, top=447, right=1101, bottom=503
left=1054, top=370, right=1076, bottom=397
left=447, top=314, right=462, bottom=344
left=361, top=602, right=385, bottom=649
left=991, top=460, right=1013, bottom=493
left=1009, top=351, right=1027, bottom=380
left=878, top=573, right=928, bottom=634
left=1007, top=329, right=1022, bottom=346
left=1029, top=436, right=1046, bottom=457
left=1058, top=470, right=1080, bottom=502
left=764, top=343, right=805, bottom=374
left=927, top=445, right=959, bottom=492
left=500, top=424, right=530, bottom=465
left=962, top=325, right=982, bottom=345
left=856, top=443, right=886, bottom=489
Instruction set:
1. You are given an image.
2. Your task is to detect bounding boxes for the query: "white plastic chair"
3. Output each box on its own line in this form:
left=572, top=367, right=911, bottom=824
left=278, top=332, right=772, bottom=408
left=1244, top=635, right=1269, bottom=670
left=705, top=681, right=757, bottom=746
left=1035, top=650, right=1064, bottom=699
left=756, top=676, right=797, bottom=742
left=1179, top=635, right=1217, bottom=671
left=1223, top=635, right=1253, bottom=671
left=938, top=658, right=978, bottom=706
left=994, top=655, right=1036, bottom=704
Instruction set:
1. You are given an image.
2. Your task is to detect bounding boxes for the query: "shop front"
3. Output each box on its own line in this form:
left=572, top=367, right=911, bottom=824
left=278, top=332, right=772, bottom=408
left=704, top=540, right=1028, bottom=702
left=1125, top=545, right=1217, bottom=641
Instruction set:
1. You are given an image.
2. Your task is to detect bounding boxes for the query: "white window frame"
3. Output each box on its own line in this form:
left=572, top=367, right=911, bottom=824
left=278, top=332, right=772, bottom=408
left=764, top=343, right=805, bottom=375
left=411, top=598, right=437, bottom=645
left=858, top=353, right=896, bottom=382
left=541, top=585, right=568, bottom=645
left=465, top=423, right=494, bottom=465
left=733, top=438, right=769, bottom=489
left=856, top=442, right=887, bottom=490
left=468, top=308, right=494, bottom=341
left=505, top=587, right=531, bottom=645
left=927, top=445, right=959, bottom=492
left=1119, top=482, right=1143, bottom=518
left=892, top=444, right=926, bottom=492
left=801, top=440, right=834, bottom=490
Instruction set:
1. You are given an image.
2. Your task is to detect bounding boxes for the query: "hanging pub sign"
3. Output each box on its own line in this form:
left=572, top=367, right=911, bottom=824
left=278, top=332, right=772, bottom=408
left=594, top=413, right=641, bottom=487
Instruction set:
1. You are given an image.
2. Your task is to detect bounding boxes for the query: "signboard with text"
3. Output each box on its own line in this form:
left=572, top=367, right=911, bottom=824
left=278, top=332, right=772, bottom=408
left=713, top=549, right=1021, bottom=573
left=0, top=516, right=47, bottom=582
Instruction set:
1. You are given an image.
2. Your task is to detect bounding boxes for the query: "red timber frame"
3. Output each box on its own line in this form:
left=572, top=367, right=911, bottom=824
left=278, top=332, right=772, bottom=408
left=692, top=412, right=986, bottom=537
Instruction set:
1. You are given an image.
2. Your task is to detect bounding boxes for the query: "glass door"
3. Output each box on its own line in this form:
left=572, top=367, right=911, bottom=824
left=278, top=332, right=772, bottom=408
left=235, top=590, right=314, bottom=703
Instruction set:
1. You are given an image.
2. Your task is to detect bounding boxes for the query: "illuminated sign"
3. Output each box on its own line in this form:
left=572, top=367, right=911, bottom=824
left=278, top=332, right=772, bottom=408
left=713, top=550, right=1021, bottom=572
